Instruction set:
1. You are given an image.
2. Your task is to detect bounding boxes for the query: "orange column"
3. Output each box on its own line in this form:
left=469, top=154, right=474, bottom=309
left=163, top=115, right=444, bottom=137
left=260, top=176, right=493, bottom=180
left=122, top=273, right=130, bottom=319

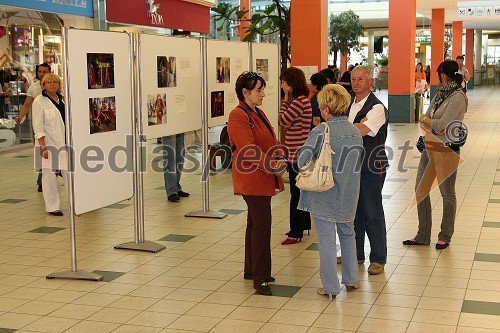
left=431, top=9, right=445, bottom=86
left=466, top=29, right=474, bottom=88
left=239, top=0, right=250, bottom=41
left=387, top=0, right=416, bottom=122
left=290, top=0, right=328, bottom=70
left=452, top=21, right=463, bottom=59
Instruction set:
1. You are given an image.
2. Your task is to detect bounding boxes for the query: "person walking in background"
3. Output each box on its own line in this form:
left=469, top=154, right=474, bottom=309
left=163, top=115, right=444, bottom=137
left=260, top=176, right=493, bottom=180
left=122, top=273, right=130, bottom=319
left=32, top=73, right=67, bottom=216
left=415, top=62, right=427, bottom=122
left=338, top=64, right=354, bottom=93
left=278, top=67, right=312, bottom=245
left=331, top=64, right=341, bottom=83
left=298, top=84, right=362, bottom=300
left=424, top=65, right=431, bottom=99
left=346, top=65, right=389, bottom=275
left=161, top=133, right=190, bottom=202
left=456, top=55, right=471, bottom=93
left=228, top=72, right=285, bottom=296
left=320, top=68, right=336, bottom=84
left=372, top=63, right=380, bottom=92
left=309, top=72, right=328, bottom=128
left=404, top=60, right=468, bottom=250
left=16, top=63, right=52, bottom=192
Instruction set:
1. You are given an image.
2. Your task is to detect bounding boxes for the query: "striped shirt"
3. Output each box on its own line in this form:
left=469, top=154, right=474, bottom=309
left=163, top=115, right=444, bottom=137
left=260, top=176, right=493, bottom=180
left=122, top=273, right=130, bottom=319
left=278, top=95, right=312, bottom=163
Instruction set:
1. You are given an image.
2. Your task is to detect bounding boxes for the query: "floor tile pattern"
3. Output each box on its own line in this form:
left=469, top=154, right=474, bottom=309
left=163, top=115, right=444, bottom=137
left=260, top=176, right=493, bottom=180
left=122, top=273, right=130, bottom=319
left=1, top=87, right=500, bottom=332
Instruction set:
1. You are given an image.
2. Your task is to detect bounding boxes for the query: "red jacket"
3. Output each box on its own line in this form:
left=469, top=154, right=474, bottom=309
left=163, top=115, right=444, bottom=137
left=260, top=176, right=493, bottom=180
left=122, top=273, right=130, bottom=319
left=228, top=102, right=285, bottom=196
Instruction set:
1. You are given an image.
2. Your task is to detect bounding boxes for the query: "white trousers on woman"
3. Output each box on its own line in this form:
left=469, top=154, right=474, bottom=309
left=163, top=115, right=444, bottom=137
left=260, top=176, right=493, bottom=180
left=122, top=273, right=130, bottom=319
left=41, top=169, right=67, bottom=212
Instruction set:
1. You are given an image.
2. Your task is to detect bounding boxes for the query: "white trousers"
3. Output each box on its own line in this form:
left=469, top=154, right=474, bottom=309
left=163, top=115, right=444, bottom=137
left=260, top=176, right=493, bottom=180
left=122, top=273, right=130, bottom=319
left=41, top=169, right=67, bottom=212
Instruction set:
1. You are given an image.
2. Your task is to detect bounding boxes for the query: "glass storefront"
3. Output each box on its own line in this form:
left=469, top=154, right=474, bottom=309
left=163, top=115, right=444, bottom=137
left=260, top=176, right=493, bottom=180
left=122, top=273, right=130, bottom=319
left=0, top=9, right=65, bottom=151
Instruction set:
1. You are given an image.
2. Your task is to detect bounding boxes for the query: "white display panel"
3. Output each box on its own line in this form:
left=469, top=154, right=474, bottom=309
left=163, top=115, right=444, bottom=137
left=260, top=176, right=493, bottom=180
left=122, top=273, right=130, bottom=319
left=251, top=43, right=280, bottom=134
left=206, top=40, right=249, bottom=128
left=139, top=34, right=202, bottom=138
left=67, top=29, right=133, bottom=215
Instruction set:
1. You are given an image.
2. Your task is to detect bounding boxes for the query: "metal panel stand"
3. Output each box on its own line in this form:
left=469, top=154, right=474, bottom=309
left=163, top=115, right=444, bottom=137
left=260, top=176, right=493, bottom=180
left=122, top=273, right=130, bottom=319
left=186, top=38, right=227, bottom=220
left=46, top=28, right=102, bottom=282
left=47, top=270, right=102, bottom=281
left=115, top=33, right=166, bottom=253
left=114, top=240, right=165, bottom=253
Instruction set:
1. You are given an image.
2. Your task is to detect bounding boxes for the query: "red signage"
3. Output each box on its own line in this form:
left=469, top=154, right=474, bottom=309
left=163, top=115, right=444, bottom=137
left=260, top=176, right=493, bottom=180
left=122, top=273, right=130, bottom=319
left=106, top=0, right=211, bottom=34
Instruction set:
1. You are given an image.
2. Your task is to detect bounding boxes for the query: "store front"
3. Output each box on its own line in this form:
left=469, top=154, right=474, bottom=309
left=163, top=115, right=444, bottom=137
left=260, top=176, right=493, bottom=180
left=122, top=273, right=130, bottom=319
left=105, top=0, right=214, bottom=34
left=0, top=1, right=93, bottom=151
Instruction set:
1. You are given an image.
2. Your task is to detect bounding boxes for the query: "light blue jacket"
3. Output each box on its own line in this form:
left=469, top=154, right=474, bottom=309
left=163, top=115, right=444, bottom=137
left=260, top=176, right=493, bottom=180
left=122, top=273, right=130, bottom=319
left=297, top=116, right=362, bottom=223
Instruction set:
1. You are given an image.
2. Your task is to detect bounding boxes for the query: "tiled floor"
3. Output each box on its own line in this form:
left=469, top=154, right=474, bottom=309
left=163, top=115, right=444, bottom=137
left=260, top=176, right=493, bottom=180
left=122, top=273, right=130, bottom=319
left=1, top=86, right=500, bottom=332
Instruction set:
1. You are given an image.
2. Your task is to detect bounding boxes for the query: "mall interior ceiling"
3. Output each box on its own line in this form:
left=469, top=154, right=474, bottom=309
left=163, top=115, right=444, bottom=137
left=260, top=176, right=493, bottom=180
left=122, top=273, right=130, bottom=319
left=1, top=1, right=499, bottom=35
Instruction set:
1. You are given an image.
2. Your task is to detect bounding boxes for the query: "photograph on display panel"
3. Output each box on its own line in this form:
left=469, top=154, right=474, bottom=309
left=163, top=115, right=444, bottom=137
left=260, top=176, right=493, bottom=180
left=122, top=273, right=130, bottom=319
left=256, top=59, right=269, bottom=81
left=216, top=57, right=230, bottom=83
left=89, top=96, right=117, bottom=134
left=147, top=93, right=167, bottom=125
left=211, top=91, right=224, bottom=118
left=157, top=56, right=177, bottom=88
left=87, top=53, right=115, bottom=89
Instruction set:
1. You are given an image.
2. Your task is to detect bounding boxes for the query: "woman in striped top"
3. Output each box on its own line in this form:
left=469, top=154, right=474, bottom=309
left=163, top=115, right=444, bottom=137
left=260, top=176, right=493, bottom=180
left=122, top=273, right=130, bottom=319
left=278, top=67, right=313, bottom=245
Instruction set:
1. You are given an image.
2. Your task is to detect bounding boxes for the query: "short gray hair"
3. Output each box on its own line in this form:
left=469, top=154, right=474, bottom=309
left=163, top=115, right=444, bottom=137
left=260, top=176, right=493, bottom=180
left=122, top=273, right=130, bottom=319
left=351, top=65, right=373, bottom=79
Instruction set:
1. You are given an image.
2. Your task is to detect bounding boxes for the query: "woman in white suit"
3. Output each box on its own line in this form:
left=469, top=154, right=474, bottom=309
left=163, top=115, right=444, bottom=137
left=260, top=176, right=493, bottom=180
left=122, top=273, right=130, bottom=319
left=32, top=73, right=67, bottom=216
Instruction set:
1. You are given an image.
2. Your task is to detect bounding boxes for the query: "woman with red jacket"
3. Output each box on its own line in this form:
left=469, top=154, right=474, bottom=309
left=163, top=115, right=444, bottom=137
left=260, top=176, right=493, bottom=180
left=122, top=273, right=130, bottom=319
left=228, top=72, right=286, bottom=296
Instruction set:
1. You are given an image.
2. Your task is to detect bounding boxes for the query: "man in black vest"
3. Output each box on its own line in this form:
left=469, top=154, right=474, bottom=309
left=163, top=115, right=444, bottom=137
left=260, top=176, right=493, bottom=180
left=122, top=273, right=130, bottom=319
left=348, top=65, right=389, bottom=275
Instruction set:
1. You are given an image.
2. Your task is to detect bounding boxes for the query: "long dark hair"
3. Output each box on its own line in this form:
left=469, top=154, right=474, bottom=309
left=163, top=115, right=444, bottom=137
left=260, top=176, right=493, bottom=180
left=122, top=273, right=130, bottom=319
left=437, top=60, right=463, bottom=85
left=280, top=67, right=309, bottom=98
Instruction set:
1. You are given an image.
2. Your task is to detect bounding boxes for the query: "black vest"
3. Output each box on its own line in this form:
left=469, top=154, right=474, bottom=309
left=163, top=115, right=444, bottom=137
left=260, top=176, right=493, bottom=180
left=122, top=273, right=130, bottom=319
left=351, top=92, right=389, bottom=173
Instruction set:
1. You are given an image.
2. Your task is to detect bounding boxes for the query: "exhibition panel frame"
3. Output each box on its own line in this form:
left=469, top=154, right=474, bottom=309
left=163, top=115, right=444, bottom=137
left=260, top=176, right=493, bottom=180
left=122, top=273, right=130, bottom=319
left=251, top=42, right=280, bottom=133
left=206, top=39, right=249, bottom=128
left=66, top=29, right=133, bottom=215
left=139, top=34, right=202, bottom=139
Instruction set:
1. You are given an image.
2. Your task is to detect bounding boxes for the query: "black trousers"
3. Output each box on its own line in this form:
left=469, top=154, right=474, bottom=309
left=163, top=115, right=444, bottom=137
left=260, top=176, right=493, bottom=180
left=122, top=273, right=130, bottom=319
left=287, top=163, right=311, bottom=238
left=243, top=195, right=272, bottom=284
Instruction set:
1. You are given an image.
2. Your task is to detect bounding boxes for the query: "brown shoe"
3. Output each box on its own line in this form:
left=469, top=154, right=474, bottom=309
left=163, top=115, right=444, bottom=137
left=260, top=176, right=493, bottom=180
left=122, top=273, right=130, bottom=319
left=367, top=263, right=384, bottom=275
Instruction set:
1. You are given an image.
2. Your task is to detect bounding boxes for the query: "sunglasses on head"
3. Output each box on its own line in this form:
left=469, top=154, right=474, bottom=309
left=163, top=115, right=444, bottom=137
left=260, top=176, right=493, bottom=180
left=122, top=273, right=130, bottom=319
left=245, top=71, right=259, bottom=79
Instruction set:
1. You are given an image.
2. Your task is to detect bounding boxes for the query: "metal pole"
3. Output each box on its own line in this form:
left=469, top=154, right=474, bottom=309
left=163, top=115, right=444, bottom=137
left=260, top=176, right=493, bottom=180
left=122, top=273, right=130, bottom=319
left=136, top=34, right=146, bottom=243
left=131, top=32, right=141, bottom=244
left=114, top=32, right=165, bottom=252
left=185, top=38, right=226, bottom=219
left=249, top=42, right=253, bottom=71
left=46, top=28, right=101, bottom=281
left=201, top=37, right=210, bottom=212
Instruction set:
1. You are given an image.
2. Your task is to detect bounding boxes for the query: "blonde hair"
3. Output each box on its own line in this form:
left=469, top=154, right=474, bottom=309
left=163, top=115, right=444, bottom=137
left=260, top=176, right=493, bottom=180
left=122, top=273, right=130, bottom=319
left=41, top=73, right=62, bottom=93
left=317, top=84, right=351, bottom=116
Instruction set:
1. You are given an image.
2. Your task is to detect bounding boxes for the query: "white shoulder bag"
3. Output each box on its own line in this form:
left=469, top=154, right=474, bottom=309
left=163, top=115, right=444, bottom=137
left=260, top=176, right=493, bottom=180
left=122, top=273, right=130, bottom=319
left=296, top=122, right=335, bottom=192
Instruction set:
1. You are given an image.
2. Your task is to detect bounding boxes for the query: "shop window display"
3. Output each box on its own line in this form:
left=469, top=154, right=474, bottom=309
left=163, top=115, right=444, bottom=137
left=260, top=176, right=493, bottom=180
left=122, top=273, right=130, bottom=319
left=0, top=24, right=62, bottom=149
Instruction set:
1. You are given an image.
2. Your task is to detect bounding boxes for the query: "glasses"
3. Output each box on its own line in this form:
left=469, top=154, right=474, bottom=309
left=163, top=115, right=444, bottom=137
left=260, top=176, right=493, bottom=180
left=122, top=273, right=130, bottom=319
left=46, top=80, right=60, bottom=84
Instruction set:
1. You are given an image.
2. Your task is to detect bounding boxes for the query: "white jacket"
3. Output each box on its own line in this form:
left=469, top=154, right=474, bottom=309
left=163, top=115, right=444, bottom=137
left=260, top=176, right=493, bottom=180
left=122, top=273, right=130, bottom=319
left=32, top=94, right=67, bottom=170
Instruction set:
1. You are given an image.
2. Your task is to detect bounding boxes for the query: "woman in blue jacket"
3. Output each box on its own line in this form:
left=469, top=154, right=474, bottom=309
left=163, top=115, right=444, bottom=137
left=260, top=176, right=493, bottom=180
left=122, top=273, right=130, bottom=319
left=297, top=84, right=363, bottom=300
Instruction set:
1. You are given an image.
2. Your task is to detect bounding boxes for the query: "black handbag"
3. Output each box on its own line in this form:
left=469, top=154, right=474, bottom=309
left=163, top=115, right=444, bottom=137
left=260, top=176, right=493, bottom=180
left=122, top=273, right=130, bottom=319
left=416, top=136, right=426, bottom=153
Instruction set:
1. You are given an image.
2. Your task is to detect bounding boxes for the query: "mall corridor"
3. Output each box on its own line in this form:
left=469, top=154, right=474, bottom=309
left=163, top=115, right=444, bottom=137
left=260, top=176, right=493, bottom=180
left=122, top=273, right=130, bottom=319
left=0, top=86, right=499, bottom=332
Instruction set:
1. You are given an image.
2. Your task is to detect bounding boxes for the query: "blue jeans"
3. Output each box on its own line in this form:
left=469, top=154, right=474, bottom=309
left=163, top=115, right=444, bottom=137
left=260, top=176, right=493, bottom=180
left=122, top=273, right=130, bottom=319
left=161, top=134, right=185, bottom=196
left=315, top=218, right=358, bottom=295
left=355, top=171, right=387, bottom=264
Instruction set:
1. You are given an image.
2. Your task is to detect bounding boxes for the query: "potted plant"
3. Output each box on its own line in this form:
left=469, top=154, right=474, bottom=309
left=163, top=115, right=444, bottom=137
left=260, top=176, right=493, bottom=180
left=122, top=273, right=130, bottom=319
left=376, top=54, right=388, bottom=89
